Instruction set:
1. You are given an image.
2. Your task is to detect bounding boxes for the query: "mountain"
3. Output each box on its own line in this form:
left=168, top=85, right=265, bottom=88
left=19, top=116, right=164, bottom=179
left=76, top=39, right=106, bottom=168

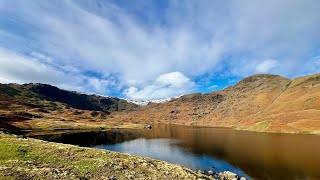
left=0, top=73, right=319, bottom=134
left=110, top=73, right=320, bottom=134
left=125, top=96, right=181, bottom=106
left=0, top=83, right=138, bottom=130
left=0, top=83, right=138, bottom=113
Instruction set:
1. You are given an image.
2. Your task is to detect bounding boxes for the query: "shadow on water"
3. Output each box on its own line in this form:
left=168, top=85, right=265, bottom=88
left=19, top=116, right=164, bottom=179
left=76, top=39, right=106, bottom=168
left=24, top=125, right=320, bottom=180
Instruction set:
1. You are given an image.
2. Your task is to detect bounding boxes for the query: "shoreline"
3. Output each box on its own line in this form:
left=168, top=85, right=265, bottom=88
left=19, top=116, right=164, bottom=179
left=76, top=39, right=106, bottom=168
left=0, top=131, right=211, bottom=180
left=0, top=131, right=247, bottom=180
left=7, top=120, right=320, bottom=136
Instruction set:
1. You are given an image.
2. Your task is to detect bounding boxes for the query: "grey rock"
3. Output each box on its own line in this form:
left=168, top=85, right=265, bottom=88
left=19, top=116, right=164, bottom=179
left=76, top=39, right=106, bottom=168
left=144, top=124, right=152, bottom=129
left=208, top=170, right=214, bottom=176
left=218, top=171, right=237, bottom=180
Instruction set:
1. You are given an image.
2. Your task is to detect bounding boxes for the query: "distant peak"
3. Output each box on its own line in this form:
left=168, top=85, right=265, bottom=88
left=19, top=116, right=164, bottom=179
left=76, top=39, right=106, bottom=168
left=124, top=95, right=182, bottom=106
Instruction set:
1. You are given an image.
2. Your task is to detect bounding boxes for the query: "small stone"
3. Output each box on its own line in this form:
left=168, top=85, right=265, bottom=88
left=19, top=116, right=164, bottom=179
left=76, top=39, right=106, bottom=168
left=218, top=171, right=237, bottom=180
left=108, top=175, right=116, bottom=180
left=224, top=171, right=237, bottom=179
left=208, top=170, right=214, bottom=176
left=144, top=124, right=152, bottom=129
left=126, top=175, right=135, bottom=179
left=142, top=162, right=148, bottom=166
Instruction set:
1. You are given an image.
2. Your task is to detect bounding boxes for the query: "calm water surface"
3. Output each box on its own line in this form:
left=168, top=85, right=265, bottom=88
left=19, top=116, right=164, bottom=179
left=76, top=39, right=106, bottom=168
left=27, top=125, right=320, bottom=180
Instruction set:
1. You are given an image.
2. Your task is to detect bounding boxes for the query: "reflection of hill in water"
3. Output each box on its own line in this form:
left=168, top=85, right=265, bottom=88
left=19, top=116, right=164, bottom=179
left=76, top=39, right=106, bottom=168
left=28, top=125, right=320, bottom=180
left=140, top=125, right=320, bottom=180
left=28, top=130, right=144, bottom=146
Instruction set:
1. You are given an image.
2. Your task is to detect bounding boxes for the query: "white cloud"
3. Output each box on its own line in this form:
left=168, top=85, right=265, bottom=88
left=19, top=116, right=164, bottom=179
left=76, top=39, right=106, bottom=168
left=0, top=47, right=65, bottom=85
left=255, top=59, right=278, bottom=73
left=0, top=47, right=111, bottom=93
left=156, top=72, right=192, bottom=87
left=124, top=72, right=195, bottom=100
left=207, top=85, right=219, bottom=90
left=87, top=78, right=114, bottom=94
left=30, top=52, right=53, bottom=64
left=0, top=0, right=320, bottom=99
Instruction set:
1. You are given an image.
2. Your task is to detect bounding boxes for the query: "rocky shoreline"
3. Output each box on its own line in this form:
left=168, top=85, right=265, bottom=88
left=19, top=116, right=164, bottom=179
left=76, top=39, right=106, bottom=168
left=0, top=131, right=247, bottom=180
left=197, top=169, right=246, bottom=180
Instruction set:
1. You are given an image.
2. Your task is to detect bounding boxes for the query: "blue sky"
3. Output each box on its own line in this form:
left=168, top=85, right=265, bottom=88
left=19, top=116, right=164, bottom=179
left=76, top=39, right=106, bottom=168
left=0, top=0, right=319, bottom=100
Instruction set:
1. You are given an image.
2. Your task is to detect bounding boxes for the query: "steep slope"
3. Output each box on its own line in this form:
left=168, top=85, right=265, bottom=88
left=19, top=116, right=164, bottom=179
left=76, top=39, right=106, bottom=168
left=254, top=73, right=320, bottom=133
left=111, top=73, right=320, bottom=134
left=0, top=83, right=139, bottom=130
left=0, top=83, right=138, bottom=113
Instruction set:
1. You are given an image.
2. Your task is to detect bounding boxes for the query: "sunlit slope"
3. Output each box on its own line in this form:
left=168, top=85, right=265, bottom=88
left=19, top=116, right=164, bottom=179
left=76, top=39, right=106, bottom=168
left=0, top=83, right=139, bottom=130
left=1, top=73, right=319, bottom=134
left=252, top=73, right=320, bottom=133
left=112, top=73, right=320, bottom=134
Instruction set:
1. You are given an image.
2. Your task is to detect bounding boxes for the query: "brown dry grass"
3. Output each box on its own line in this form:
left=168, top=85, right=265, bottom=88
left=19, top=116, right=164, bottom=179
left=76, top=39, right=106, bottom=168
left=1, top=73, right=320, bottom=135
left=108, top=74, right=320, bottom=135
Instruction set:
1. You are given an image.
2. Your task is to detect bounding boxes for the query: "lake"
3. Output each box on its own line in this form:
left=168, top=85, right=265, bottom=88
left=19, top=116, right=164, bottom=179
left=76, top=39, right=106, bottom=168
left=26, top=125, right=320, bottom=180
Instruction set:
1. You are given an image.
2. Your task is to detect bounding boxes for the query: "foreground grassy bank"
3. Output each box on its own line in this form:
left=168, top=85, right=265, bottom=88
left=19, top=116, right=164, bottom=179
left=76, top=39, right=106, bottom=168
left=0, top=132, right=212, bottom=180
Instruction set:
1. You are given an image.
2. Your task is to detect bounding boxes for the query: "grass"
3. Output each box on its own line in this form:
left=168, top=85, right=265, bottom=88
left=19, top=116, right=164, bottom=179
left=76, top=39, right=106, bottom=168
left=247, top=120, right=272, bottom=132
left=0, top=132, right=212, bottom=180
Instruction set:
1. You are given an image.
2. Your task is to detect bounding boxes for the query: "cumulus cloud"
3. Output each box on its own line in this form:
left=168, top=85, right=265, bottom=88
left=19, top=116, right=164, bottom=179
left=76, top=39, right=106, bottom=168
left=0, top=0, right=319, bottom=99
left=124, top=72, right=195, bottom=100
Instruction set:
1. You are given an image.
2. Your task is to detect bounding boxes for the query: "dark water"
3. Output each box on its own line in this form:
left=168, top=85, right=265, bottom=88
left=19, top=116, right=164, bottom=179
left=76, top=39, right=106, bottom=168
left=26, top=125, right=320, bottom=180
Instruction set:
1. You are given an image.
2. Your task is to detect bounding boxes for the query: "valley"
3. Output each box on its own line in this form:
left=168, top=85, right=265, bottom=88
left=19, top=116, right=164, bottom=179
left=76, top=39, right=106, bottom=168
left=1, top=73, right=320, bottom=180
left=1, top=73, right=320, bottom=134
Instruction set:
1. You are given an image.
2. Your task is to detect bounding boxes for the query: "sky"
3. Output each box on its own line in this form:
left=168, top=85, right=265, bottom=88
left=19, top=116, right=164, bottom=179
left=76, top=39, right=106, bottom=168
left=0, top=0, right=320, bottom=100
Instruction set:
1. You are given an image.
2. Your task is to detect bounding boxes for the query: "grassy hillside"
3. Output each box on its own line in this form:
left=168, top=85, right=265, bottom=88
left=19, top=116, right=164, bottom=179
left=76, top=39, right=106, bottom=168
left=0, top=83, right=138, bottom=113
left=0, top=132, right=211, bottom=180
left=110, top=73, right=320, bottom=134
left=0, top=83, right=140, bottom=131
